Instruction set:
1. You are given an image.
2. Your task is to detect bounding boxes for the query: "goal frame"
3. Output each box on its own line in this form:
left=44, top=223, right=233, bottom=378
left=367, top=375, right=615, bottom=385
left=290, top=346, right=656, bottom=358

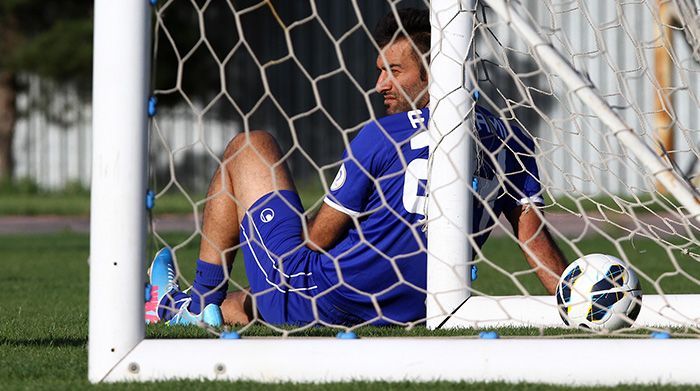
left=89, top=0, right=700, bottom=385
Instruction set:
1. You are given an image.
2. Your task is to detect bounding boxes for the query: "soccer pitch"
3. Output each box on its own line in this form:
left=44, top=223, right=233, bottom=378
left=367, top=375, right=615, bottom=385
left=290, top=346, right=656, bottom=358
left=2, top=231, right=699, bottom=389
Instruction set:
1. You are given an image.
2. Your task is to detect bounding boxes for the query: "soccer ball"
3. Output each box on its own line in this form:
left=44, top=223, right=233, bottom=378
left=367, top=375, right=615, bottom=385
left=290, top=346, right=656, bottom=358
left=556, top=253, right=642, bottom=331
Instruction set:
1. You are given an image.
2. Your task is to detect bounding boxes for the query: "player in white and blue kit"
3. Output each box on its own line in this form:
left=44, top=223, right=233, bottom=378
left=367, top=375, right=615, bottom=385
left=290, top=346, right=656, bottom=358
left=145, top=8, right=567, bottom=327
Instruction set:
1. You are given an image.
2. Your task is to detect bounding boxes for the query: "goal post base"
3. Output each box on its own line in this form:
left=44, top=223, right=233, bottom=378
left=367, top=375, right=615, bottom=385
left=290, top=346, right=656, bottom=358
left=98, top=338, right=700, bottom=385
left=443, top=294, right=700, bottom=328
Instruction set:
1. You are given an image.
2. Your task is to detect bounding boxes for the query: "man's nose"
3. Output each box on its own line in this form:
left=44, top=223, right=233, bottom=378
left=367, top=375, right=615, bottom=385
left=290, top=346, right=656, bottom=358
left=376, top=71, right=390, bottom=93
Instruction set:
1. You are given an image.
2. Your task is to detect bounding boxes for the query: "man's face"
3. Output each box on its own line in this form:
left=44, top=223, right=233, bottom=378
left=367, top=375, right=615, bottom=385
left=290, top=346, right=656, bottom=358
left=375, top=39, right=429, bottom=115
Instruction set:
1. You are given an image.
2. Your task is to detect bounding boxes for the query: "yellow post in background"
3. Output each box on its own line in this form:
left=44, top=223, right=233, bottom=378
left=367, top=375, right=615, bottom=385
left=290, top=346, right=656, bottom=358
left=654, top=0, right=678, bottom=193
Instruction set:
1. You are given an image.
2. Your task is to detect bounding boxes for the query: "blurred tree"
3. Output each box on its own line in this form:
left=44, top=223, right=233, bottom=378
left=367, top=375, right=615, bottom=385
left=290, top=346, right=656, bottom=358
left=0, top=1, right=92, bottom=183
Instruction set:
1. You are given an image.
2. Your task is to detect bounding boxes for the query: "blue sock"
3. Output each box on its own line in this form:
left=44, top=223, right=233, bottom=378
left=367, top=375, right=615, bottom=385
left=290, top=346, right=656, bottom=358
left=189, top=259, right=229, bottom=314
left=158, top=290, right=189, bottom=321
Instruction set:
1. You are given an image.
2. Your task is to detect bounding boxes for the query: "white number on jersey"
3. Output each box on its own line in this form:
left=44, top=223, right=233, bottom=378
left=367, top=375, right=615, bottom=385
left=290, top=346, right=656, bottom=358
left=402, top=131, right=429, bottom=216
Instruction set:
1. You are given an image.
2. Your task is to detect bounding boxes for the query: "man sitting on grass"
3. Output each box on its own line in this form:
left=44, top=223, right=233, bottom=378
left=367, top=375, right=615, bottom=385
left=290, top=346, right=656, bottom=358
left=145, top=7, right=567, bottom=327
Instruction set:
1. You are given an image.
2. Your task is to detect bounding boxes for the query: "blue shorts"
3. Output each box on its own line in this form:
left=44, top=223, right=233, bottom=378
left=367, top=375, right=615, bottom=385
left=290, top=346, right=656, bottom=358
left=240, top=190, right=349, bottom=325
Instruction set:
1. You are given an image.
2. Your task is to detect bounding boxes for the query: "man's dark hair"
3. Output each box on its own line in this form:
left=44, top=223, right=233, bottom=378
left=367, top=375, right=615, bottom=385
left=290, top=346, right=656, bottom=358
left=374, top=8, right=431, bottom=79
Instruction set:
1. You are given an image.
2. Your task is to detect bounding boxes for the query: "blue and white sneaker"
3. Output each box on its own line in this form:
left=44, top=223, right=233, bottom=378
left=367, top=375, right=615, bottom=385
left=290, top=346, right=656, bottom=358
left=167, top=299, right=223, bottom=327
left=145, top=248, right=179, bottom=324
left=145, top=247, right=224, bottom=327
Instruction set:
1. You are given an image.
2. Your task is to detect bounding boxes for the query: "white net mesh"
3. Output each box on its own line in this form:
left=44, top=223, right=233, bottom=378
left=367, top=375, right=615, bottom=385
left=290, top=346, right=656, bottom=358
left=147, top=0, right=700, bottom=336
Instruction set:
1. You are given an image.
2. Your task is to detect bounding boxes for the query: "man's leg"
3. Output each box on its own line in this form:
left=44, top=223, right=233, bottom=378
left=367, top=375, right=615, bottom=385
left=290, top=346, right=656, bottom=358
left=188, top=130, right=296, bottom=322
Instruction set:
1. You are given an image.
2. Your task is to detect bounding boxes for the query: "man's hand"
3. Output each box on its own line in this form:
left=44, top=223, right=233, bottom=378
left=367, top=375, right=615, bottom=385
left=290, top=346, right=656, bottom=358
left=306, top=203, right=353, bottom=251
left=506, top=204, right=568, bottom=294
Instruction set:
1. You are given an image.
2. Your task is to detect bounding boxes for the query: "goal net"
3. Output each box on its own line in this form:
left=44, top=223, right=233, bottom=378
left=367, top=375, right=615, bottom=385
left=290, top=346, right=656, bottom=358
left=89, top=0, right=700, bottom=385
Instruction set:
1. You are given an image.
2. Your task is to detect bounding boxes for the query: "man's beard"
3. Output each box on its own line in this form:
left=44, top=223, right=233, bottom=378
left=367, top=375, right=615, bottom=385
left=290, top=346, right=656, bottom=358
left=384, top=95, right=411, bottom=114
left=384, top=87, right=428, bottom=115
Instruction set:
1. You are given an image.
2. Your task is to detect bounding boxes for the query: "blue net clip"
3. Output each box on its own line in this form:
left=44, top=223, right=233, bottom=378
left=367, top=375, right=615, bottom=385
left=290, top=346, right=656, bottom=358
left=479, top=331, right=499, bottom=339
left=472, top=177, right=479, bottom=192
left=149, top=0, right=157, bottom=7
left=650, top=331, right=671, bottom=339
left=473, top=90, right=480, bottom=101
left=471, top=265, right=478, bottom=282
left=220, top=331, right=241, bottom=340
left=146, top=189, right=156, bottom=210
left=147, top=96, right=158, bottom=117
left=336, top=331, right=358, bottom=340
left=144, top=284, right=152, bottom=303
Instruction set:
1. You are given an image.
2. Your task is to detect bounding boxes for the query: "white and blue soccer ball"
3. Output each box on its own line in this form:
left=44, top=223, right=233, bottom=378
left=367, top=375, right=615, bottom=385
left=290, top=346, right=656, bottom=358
left=556, top=254, right=643, bottom=331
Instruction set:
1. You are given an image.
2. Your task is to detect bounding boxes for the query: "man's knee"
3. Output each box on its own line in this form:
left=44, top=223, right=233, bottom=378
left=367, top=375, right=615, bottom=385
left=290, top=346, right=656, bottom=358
left=223, top=130, right=279, bottom=161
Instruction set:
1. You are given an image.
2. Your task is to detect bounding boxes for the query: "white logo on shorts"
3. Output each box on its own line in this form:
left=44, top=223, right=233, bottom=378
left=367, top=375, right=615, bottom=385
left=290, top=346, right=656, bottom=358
left=260, top=208, right=275, bottom=223
left=330, top=163, right=347, bottom=191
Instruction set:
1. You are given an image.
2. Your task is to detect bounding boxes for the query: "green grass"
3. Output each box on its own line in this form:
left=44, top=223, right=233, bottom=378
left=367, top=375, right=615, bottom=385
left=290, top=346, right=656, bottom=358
left=0, top=192, right=198, bottom=216
left=2, top=232, right=699, bottom=389
left=542, top=192, right=685, bottom=215
left=0, top=181, right=325, bottom=216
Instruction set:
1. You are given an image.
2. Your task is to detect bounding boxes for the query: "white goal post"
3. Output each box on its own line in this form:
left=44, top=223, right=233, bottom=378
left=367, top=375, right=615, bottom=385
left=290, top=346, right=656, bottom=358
left=89, top=0, right=700, bottom=386
left=89, top=0, right=149, bottom=381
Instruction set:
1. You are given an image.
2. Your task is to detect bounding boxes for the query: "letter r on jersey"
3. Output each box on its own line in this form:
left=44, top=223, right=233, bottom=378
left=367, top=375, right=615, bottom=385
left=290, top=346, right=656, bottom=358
left=408, top=110, right=425, bottom=129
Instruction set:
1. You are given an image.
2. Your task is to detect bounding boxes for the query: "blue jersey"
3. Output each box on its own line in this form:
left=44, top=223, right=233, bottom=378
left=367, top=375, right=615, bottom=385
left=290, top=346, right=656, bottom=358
left=314, top=106, right=543, bottom=324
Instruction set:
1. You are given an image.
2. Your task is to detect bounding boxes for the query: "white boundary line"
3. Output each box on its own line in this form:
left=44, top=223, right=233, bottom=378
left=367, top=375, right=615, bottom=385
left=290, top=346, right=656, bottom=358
left=444, top=294, right=700, bottom=328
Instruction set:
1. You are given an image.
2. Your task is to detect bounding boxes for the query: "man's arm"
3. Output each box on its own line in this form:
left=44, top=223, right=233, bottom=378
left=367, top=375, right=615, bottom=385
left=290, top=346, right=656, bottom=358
left=306, top=203, right=353, bottom=251
left=506, top=204, right=568, bottom=294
